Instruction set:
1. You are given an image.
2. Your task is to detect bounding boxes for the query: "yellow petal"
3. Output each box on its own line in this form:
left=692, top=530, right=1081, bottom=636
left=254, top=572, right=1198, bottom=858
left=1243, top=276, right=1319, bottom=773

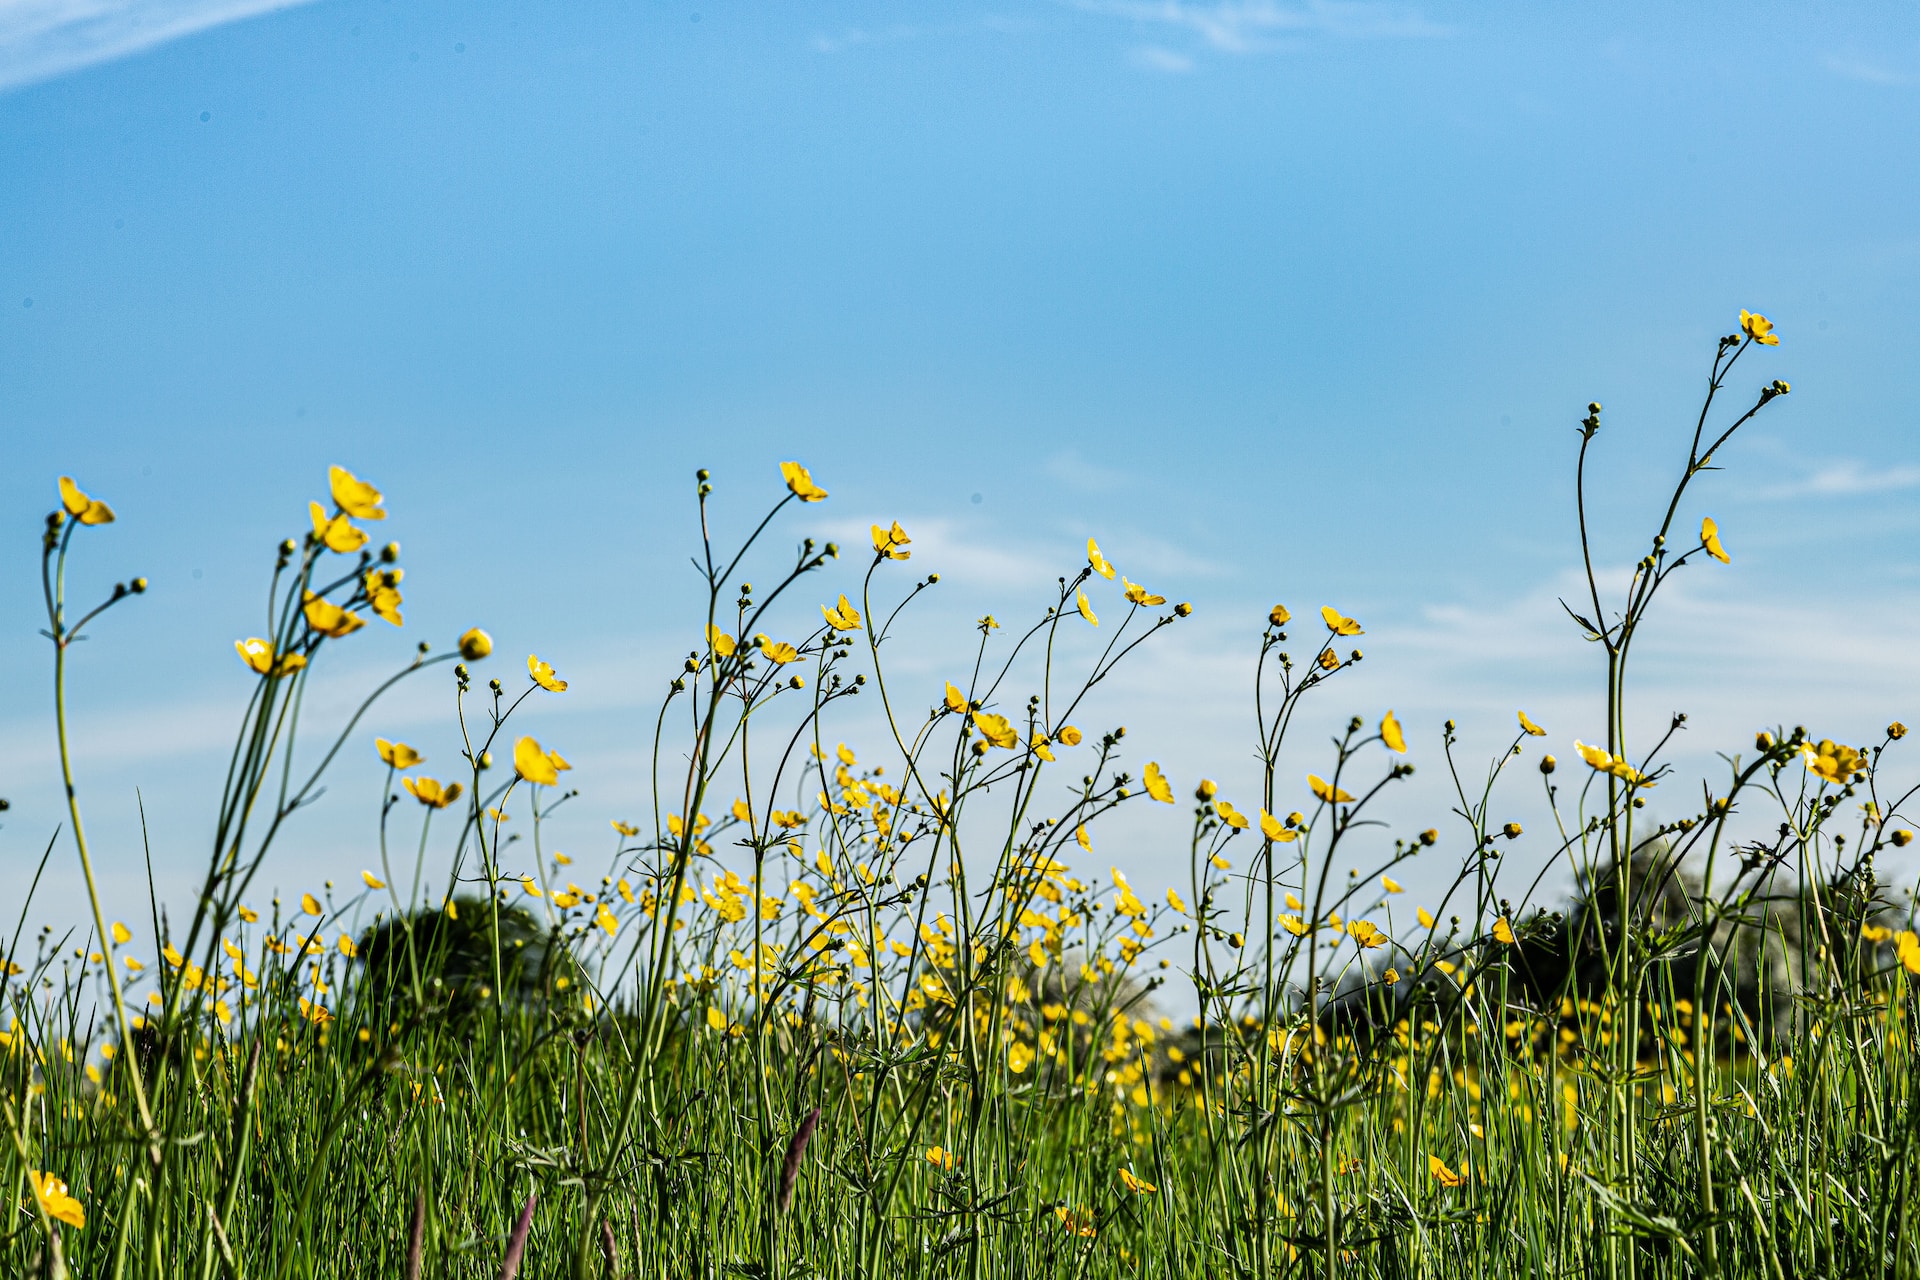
left=301, top=892, right=323, bottom=916
left=780, top=461, right=829, bottom=502
left=1075, top=589, right=1098, bottom=626
left=1308, top=774, right=1355, bottom=805
left=1518, top=711, right=1546, bottom=737
left=1142, top=762, right=1174, bottom=803
left=1492, top=916, right=1515, bottom=944
left=1320, top=606, right=1363, bottom=636
left=514, top=735, right=561, bottom=786
left=59, top=476, right=91, bottom=516
left=1701, top=516, right=1730, bottom=564
left=528, top=654, right=569, bottom=692
left=1268, top=603, right=1291, bottom=627
left=328, top=465, right=386, bottom=520
left=1380, top=710, right=1406, bottom=754
left=235, top=637, right=274, bottom=674
left=945, top=682, right=968, bottom=714
left=1258, top=810, right=1297, bottom=843
left=362, top=870, right=386, bottom=889
left=1087, top=538, right=1116, bottom=580
left=111, top=921, right=131, bottom=945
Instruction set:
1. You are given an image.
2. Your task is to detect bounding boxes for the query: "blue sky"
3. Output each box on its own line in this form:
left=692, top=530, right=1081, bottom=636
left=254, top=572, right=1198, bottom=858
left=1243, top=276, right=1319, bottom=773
left=4, top=0, right=1919, bottom=948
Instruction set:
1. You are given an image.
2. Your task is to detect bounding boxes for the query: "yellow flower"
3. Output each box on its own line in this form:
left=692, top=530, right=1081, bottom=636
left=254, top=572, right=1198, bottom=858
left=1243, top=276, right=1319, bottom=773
left=707, top=1005, right=729, bottom=1031
left=1429, top=1154, right=1465, bottom=1188
left=1076, top=824, right=1092, bottom=852
left=302, top=591, right=365, bottom=638
left=1382, top=876, right=1403, bottom=894
left=1801, top=739, right=1865, bottom=786
left=613, top=819, right=641, bottom=836
left=521, top=876, right=542, bottom=897
left=337, top=934, right=358, bottom=959
left=459, top=627, right=493, bottom=660
left=822, top=595, right=861, bottom=630
left=1057, top=725, right=1083, bottom=746
left=235, top=638, right=306, bottom=678
left=871, top=521, right=912, bottom=560
left=1087, top=538, right=1116, bottom=580
left=1572, top=741, right=1651, bottom=787
left=1122, top=577, right=1165, bottom=606
left=361, top=871, right=386, bottom=890
left=297, top=997, right=332, bottom=1025
left=403, top=776, right=463, bottom=808
left=363, top=568, right=403, bottom=625
left=780, top=461, right=828, bottom=502
left=1280, top=914, right=1307, bottom=936
left=1896, top=931, right=1920, bottom=976
left=26, top=1170, right=85, bottom=1229
left=309, top=502, right=368, bottom=554
left=1166, top=888, right=1188, bottom=914
left=213, top=999, right=232, bottom=1026
left=925, top=1145, right=957, bottom=1170
left=376, top=738, right=422, bottom=769
left=972, top=711, right=1019, bottom=749
left=1347, top=920, right=1386, bottom=949
left=1031, top=733, right=1055, bottom=761
left=328, top=466, right=386, bottom=519
left=1268, top=603, right=1291, bottom=627
left=1007, top=1041, right=1034, bottom=1073
left=528, top=654, right=568, bottom=692
left=1118, top=1168, right=1157, bottom=1194
left=1383, top=967, right=1399, bottom=985
left=1316, top=648, right=1339, bottom=671
left=58, top=476, right=116, bottom=525
left=1054, top=1205, right=1096, bottom=1237
left=760, top=639, right=800, bottom=665
left=1380, top=710, right=1406, bottom=753
left=238, top=905, right=258, bottom=923
left=1417, top=907, right=1435, bottom=928
left=595, top=904, right=618, bottom=936
left=302, top=893, right=323, bottom=916
left=514, top=736, right=567, bottom=786
left=1492, top=916, right=1515, bottom=944
left=1739, top=309, right=1779, bottom=346
left=1308, top=774, right=1354, bottom=805
left=1259, top=810, right=1298, bottom=843
left=1320, top=606, right=1363, bottom=636
left=1214, top=800, right=1250, bottom=830
left=1518, top=710, right=1546, bottom=737
left=111, top=921, right=131, bottom=945
left=1142, top=762, right=1174, bottom=803
left=1075, top=588, right=1098, bottom=626
left=1701, top=517, right=1729, bottom=564
left=943, top=682, right=968, bottom=714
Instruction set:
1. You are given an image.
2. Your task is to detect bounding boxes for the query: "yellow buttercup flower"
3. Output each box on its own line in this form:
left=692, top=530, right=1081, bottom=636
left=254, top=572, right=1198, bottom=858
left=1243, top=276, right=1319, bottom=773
left=1739, top=309, right=1779, bottom=346
left=459, top=627, right=493, bottom=660
left=303, top=591, right=365, bottom=638
left=1896, top=931, right=1920, bottom=976
left=1268, top=603, right=1291, bottom=627
left=1122, top=577, right=1165, bottom=607
left=780, top=461, right=828, bottom=502
left=1801, top=739, right=1865, bottom=786
left=1166, top=888, right=1188, bottom=914
left=1701, top=517, right=1730, bottom=564
left=945, top=683, right=968, bottom=714
left=1429, top=1155, right=1465, bottom=1188
left=301, top=893, right=323, bottom=916
left=1214, top=800, right=1250, bottom=830
left=376, top=738, right=422, bottom=769
left=972, top=711, right=1018, bottom=749
left=1142, top=762, right=1174, bottom=803
left=1518, top=710, right=1546, bottom=737
left=822, top=595, right=861, bottom=630
left=111, top=921, right=132, bottom=945
left=337, top=934, right=358, bottom=959
left=26, top=1170, right=84, bottom=1229
left=759, top=639, right=800, bottom=665
left=514, top=736, right=566, bottom=786
left=1492, top=916, right=1515, bottom=944
left=403, top=776, right=463, bottom=808
left=1573, top=741, right=1651, bottom=786
left=309, top=502, right=368, bottom=554
left=1382, top=876, right=1403, bottom=894
left=1006, top=1041, right=1034, bottom=1073
left=1118, top=1168, right=1157, bottom=1194
left=1347, top=919, right=1386, bottom=949
left=925, top=1145, right=957, bottom=1170
left=1316, top=648, right=1339, bottom=671
left=328, top=465, right=386, bottom=519
left=1417, top=907, right=1435, bottom=928
left=871, top=521, right=911, bottom=560
left=1031, top=733, right=1055, bottom=761
left=613, top=819, right=641, bottom=837
left=1280, top=914, right=1308, bottom=936
left=1087, top=538, right=1116, bottom=580
left=1320, top=606, right=1363, bottom=636
left=361, top=871, right=386, bottom=889
left=1075, top=589, right=1098, bottom=626
left=1057, top=725, right=1083, bottom=746
left=235, top=638, right=306, bottom=678
left=595, top=904, right=619, bottom=936
left=1308, top=774, right=1355, bottom=805
left=58, top=476, right=116, bottom=525
left=363, top=568, right=403, bottom=626
left=1380, top=710, right=1406, bottom=754
left=528, top=654, right=568, bottom=692
left=706, top=1005, right=728, bottom=1031
left=1076, top=824, right=1092, bottom=852
left=1259, top=810, right=1298, bottom=843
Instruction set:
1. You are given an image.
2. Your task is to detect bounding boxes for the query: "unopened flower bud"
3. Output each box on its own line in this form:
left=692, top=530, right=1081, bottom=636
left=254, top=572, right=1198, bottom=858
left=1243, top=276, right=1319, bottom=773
left=1174, top=602, right=1192, bottom=617
left=478, top=751, right=493, bottom=770
left=1419, top=828, right=1438, bottom=846
left=1890, top=722, right=1908, bottom=741
left=131, top=577, right=148, bottom=593
left=1503, top=822, right=1523, bottom=839
left=824, top=543, right=839, bottom=558
left=459, top=628, right=493, bottom=661
left=696, top=468, right=710, bottom=481
left=1892, top=829, right=1913, bottom=847
left=380, top=542, right=400, bottom=563
left=1196, top=779, right=1218, bottom=801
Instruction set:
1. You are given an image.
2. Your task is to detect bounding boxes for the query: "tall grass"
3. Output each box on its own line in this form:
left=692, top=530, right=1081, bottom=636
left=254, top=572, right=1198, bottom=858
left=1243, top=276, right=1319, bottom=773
left=6, top=313, right=1919, bottom=1278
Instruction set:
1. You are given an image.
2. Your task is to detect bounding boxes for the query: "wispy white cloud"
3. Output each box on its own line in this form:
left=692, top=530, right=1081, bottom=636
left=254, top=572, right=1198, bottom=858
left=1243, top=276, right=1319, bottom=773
left=1068, top=0, right=1448, bottom=60
left=1822, top=51, right=1916, bottom=87
left=1749, top=459, right=1920, bottom=500
left=0, top=0, right=319, bottom=92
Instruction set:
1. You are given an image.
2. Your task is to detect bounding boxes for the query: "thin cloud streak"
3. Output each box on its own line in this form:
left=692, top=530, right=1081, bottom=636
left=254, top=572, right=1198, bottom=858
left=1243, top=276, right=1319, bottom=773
left=0, top=0, right=319, bottom=91
left=1066, top=0, right=1449, bottom=57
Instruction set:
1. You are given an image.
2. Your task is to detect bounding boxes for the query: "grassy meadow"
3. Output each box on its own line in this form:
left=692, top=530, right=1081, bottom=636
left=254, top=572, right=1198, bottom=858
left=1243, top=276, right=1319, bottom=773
left=7, top=315, right=1920, bottom=1279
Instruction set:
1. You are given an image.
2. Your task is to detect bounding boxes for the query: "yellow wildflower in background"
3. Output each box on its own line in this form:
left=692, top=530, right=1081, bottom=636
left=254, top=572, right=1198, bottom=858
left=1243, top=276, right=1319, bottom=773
left=528, top=654, right=568, bottom=692
left=1122, top=577, right=1165, bottom=606
left=361, top=871, right=386, bottom=890
left=780, top=461, right=828, bottom=502
left=871, top=521, right=911, bottom=559
left=26, top=1170, right=84, bottom=1229
left=309, top=502, right=368, bottom=554
left=376, top=738, right=422, bottom=769
left=235, top=638, right=306, bottom=678
left=1320, top=606, right=1363, bottom=636
left=1429, top=1155, right=1465, bottom=1188
left=1269, top=603, right=1291, bottom=626
left=822, top=595, right=861, bottom=630
left=1118, top=1168, right=1157, bottom=1194
left=514, top=736, right=569, bottom=786
left=302, top=592, right=364, bottom=637
left=1801, top=739, right=1865, bottom=786
left=1739, top=309, right=1779, bottom=345
left=404, top=777, right=462, bottom=808
left=1143, top=762, right=1174, bottom=803
left=1518, top=710, right=1546, bottom=737
left=1309, top=774, right=1354, bottom=805
left=1493, top=917, right=1515, bottom=944
left=1701, top=517, right=1730, bottom=564
left=301, top=893, right=323, bottom=916
left=1214, top=800, right=1250, bottom=830
left=58, top=476, right=115, bottom=525
left=925, top=1146, right=957, bottom=1170
left=459, top=627, right=493, bottom=660
left=1382, top=876, right=1403, bottom=894
left=972, top=712, right=1018, bottom=749
left=1087, top=538, right=1116, bottom=579
left=1259, top=810, right=1297, bottom=843
left=1381, top=710, right=1406, bottom=753
left=328, top=466, right=386, bottom=519
left=1075, top=589, right=1098, bottom=626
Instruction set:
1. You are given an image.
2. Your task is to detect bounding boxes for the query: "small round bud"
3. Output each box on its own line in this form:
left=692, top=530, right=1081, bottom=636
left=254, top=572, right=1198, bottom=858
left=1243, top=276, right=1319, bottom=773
left=1756, top=731, right=1775, bottom=751
left=1588, top=402, right=1601, bottom=414
left=1174, top=602, right=1192, bottom=617
left=789, top=676, right=805, bottom=690
left=478, top=751, right=493, bottom=770
left=1892, top=829, right=1913, bottom=847
left=1503, top=822, right=1523, bottom=839
left=1420, top=828, right=1438, bottom=846
left=280, top=539, right=297, bottom=556
left=1540, top=755, right=1556, bottom=774
left=1632, top=796, right=1646, bottom=809
left=696, top=469, right=710, bottom=481
left=824, top=543, right=839, bottom=558
left=928, top=573, right=940, bottom=583
left=131, top=577, right=148, bottom=593
left=380, top=542, right=401, bottom=563
left=1227, top=932, right=1244, bottom=949
left=459, top=628, right=493, bottom=661
left=489, top=678, right=503, bottom=693
left=454, top=663, right=468, bottom=680
left=1196, top=779, right=1218, bottom=801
